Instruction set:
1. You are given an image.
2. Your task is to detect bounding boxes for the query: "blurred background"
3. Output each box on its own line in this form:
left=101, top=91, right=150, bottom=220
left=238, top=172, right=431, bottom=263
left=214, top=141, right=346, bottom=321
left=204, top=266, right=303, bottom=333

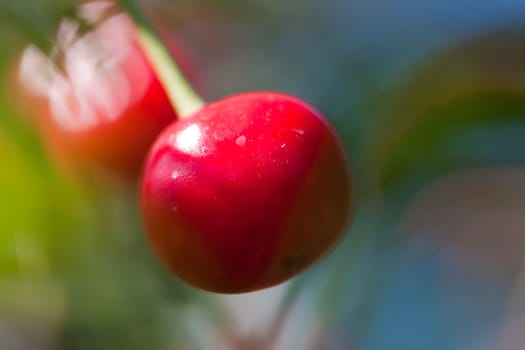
left=2, top=0, right=525, bottom=349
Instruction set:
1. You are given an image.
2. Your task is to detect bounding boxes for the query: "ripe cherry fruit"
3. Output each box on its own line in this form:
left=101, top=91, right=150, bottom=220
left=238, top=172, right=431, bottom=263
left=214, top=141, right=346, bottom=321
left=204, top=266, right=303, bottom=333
left=141, top=92, right=352, bottom=293
left=18, top=3, right=195, bottom=179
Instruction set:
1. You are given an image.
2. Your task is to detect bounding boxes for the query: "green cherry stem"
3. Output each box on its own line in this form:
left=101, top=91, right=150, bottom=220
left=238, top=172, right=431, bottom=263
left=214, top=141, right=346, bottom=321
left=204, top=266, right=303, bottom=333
left=118, top=0, right=205, bottom=118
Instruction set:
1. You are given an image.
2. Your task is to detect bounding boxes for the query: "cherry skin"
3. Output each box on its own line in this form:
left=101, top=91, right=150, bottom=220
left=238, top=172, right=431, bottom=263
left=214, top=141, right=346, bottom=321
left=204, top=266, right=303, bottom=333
left=18, top=7, right=195, bottom=180
left=141, top=92, right=352, bottom=293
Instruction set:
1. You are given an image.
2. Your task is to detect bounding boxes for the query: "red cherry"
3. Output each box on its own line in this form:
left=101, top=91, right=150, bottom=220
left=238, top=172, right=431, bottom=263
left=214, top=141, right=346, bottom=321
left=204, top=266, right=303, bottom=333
left=141, top=92, right=352, bottom=293
left=18, top=7, right=195, bottom=179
